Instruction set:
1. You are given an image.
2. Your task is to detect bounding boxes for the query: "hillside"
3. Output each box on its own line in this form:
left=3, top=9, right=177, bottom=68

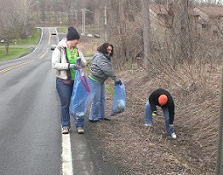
left=88, top=63, right=221, bottom=175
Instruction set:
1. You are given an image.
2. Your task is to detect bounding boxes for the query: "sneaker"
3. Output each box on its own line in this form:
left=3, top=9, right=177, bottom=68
left=171, top=132, right=177, bottom=139
left=145, top=123, right=153, bottom=127
left=62, top=128, right=69, bottom=134
left=77, top=128, right=84, bottom=134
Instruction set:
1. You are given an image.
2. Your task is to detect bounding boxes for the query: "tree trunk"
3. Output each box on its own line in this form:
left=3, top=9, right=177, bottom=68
left=180, top=0, right=193, bottom=63
left=142, top=0, right=151, bottom=69
left=5, top=41, right=9, bottom=55
left=118, top=0, right=126, bottom=64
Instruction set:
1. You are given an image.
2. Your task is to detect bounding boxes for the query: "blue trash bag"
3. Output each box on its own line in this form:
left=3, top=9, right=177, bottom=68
left=69, top=68, right=93, bottom=117
left=111, top=83, right=126, bottom=116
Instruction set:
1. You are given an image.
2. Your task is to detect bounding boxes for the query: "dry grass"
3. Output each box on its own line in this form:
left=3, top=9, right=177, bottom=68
left=78, top=39, right=103, bottom=56
left=89, top=63, right=220, bottom=175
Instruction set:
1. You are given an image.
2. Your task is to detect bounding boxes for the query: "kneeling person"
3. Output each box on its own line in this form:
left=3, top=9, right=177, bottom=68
left=145, top=88, right=177, bottom=139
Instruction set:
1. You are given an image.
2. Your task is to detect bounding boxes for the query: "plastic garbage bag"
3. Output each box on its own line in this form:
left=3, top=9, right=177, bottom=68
left=111, top=83, right=126, bottom=116
left=69, top=68, right=93, bottom=117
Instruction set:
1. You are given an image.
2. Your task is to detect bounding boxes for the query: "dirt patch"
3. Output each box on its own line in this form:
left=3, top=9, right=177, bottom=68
left=88, top=65, right=219, bottom=175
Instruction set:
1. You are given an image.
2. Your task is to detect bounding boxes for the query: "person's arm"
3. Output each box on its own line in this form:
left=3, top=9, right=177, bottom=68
left=149, top=94, right=157, bottom=114
left=52, top=47, right=69, bottom=70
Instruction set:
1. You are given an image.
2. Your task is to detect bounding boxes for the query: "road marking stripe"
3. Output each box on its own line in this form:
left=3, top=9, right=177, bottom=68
left=0, top=60, right=35, bottom=74
left=0, top=45, right=49, bottom=74
left=48, top=28, right=51, bottom=46
left=39, top=48, right=49, bottom=59
left=62, top=133, right=73, bottom=175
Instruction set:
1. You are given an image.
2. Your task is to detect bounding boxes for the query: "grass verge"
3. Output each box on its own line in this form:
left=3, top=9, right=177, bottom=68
left=16, top=28, right=41, bottom=46
left=0, top=28, right=41, bottom=61
left=0, top=28, right=41, bottom=47
left=58, top=27, right=68, bottom=33
left=0, top=48, right=31, bottom=61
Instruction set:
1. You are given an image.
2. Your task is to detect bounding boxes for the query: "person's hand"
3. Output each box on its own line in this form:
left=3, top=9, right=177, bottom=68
left=76, top=57, right=81, bottom=63
left=69, top=64, right=81, bottom=70
left=152, top=111, right=157, bottom=117
left=115, top=79, right=122, bottom=85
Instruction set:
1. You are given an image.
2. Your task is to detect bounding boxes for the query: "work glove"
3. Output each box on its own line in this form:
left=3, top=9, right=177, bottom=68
left=77, top=57, right=88, bottom=67
left=152, top=111, right=157, bottom=117
left=76, top=57, right=81, bottom=64
left=69, top=64, right=81, bottom=70
left=115, top=79, right=122, bottom=85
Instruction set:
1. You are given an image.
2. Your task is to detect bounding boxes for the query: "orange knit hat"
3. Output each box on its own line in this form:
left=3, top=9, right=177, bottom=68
left=158, top=94, right=168, bottom=106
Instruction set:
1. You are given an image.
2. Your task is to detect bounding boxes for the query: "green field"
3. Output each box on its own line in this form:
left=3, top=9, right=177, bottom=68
left=0, top=28, right=41, bottom=61
left=0, top=48, right=31, bottom=61
left=0, top=28, right=41, bottom=47
left=13, top=28, right=41, bottom=46
left=58, top=27, right=67, bottom=33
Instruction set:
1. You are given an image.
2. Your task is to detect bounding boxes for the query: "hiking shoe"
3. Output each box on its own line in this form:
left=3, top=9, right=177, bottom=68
left=62, top=128, right=69, bottom=134
left=171, top=132, right=177, bottom=139
left=77, top=128, right=84, bottom=134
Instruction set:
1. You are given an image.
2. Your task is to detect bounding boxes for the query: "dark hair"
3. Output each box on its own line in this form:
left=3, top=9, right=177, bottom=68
left=97, top=43, right=114, bottom=56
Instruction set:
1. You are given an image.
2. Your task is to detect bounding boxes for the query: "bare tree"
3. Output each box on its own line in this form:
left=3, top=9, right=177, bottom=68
left=0, top=0, right=20, bottom=54
left=142, top=0, right=151, bottom=69
left=15, top=0, right=36, bottom=38
left=0, top=0, right=35, bottom=54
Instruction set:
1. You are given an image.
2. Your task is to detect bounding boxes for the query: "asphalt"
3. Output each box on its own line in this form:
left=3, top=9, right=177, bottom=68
left=0, top=27, right=124, bottom=175
left=0, top=27, right=61, bottom=175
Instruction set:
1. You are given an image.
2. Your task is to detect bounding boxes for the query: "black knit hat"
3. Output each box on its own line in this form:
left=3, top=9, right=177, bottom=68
left=66, top=27, right=80, bottom=41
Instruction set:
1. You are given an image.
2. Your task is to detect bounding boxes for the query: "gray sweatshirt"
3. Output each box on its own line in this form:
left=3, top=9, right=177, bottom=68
left=90, top=52, right=118, bottom=83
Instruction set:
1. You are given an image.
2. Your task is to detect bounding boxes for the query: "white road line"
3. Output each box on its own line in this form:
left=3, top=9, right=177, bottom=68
left=62, top=133, right=73, bottom=175
left=39, top=48, right=49, bottom=59
left=55, top=27, right=59, bottom=43
left=48, top=27, right=51, bottom=45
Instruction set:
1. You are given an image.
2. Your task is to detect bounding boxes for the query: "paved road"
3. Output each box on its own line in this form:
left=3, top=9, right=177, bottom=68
left=0, top=27, right=61, bottom=175
left=0, top=27, right=121, bottom=175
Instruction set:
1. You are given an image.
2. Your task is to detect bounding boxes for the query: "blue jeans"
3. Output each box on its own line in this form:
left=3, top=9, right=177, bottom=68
left=88, top=78, right=105, bottom=121
left=73, top=113, right=85, bottom=128
left=56, top=79, right=73, bottom=128
left=145, top=100, right=174, bottom=134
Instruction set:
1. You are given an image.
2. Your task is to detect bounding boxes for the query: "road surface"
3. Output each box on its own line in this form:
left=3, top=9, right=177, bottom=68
left=0, top=27, right=122, bottom=175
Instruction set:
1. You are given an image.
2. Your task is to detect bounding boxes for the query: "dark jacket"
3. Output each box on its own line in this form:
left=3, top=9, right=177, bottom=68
left=149, top=88, right=175, bottom=124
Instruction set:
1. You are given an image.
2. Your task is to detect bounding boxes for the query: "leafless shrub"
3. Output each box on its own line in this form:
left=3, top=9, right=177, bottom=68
left=105, top=0, right=223, bottom=173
